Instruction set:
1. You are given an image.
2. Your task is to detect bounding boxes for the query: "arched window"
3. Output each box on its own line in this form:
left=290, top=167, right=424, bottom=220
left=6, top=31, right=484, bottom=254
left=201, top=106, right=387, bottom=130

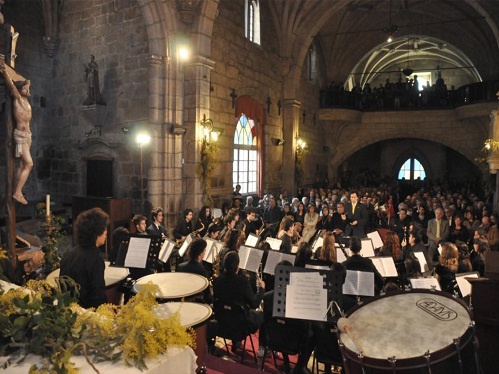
left=245, top=0, right=260, bottom=45
left=233, top=114, right=258, bottom=194
left=308, top=45, right=317, bottom=82
left=398, top=158, right=426, bottom=180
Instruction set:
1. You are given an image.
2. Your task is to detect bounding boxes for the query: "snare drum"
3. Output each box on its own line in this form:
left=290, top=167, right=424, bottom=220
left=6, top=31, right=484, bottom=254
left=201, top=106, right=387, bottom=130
left=338, top=290, right=479, bottom=373
left=133, top=272, right=209, bottom=301
left=154, top=302, right=212, bottom=369
left=47, top=262, right=129, bottom=305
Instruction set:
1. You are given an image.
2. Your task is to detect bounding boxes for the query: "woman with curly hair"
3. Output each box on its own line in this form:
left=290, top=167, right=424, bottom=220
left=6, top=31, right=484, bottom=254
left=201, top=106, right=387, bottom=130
left=471, top=236, right=489, bottom=276
left=436, top=242, right=459, bottom=293
left=378, top=230, right=403, bottom=262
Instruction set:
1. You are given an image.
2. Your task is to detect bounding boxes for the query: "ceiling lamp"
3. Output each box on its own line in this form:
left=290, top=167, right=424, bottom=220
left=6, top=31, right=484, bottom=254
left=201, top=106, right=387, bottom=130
left=402, top=37, right=414, bottom=77
left=381, top=0, right=399, bottom=42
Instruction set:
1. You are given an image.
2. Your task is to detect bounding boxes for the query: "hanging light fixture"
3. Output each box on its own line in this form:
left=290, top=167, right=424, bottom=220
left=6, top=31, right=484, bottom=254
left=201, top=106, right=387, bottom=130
left=381, top=0, right=399, bottom=42
left=402, top=38, right=414, bottom=77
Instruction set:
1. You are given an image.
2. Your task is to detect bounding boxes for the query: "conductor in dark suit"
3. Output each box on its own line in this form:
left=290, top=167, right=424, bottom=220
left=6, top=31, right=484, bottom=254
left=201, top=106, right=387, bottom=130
left=345, top=192, right=368, bottom=238
left=146, top=207, right=168, bottom=238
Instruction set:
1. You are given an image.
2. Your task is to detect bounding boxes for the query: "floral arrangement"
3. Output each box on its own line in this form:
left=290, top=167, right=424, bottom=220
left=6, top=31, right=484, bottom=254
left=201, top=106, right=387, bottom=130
left=0, top=279, right=195, bottom=373
left=197, top=137, right=219, bottom=206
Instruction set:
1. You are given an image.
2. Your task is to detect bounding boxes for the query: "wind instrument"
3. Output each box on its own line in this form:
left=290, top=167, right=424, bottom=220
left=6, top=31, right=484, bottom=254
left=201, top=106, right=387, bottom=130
left=256, top=262, right=263, bottom=292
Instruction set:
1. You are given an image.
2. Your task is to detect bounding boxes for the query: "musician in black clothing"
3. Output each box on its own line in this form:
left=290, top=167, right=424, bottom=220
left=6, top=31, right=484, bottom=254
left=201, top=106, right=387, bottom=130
left=316, top=205, right=334, bottom=233
left=146, top=207, right=168, bottom=238
left=343, top=236, right=384, bottom=294
left=264, top=197, right=283, bottom=226
left=177, top=238, right=213, bottom=304
left=238, top=207, right=258, bottom=238
left=133, top=214, right=147, bottom=235
left=173, top=208, right=194, bottom=242
left=195, top=206, right=213, bottom=238
left=279, top=218, right=294, bottom=254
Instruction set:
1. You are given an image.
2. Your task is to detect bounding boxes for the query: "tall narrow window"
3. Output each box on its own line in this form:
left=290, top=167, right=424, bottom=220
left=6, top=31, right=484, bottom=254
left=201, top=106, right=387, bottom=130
left=398, top=158, right=426, bottom=180
left=308, top=45, right=317, bottom=82
left=233, top=114, right=258, bottom=194
left=245, top=0, right=260, bottom=45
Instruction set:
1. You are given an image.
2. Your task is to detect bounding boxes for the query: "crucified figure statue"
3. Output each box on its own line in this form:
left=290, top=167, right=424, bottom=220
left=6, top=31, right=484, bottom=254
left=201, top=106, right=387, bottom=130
left=1, top=61, right=33, bottom=205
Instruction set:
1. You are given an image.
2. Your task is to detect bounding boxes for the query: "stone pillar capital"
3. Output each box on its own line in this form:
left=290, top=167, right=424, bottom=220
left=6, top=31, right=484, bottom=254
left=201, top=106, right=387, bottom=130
left=146, top=54, right=166, bottom=66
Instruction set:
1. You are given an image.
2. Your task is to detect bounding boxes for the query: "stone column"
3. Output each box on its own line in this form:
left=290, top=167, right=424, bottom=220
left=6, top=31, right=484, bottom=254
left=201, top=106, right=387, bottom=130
left=145, top=54, right=166, bottom=214
left=488, top=110, right=499, bottom=214
left=182, top=55, right=216, bottom=211
left=282, top=99, right=301, bottom=196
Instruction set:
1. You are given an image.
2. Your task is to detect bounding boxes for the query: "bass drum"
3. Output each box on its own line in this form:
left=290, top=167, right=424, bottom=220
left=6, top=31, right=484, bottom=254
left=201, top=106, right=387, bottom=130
left=338, top=290, right=480, bottom=373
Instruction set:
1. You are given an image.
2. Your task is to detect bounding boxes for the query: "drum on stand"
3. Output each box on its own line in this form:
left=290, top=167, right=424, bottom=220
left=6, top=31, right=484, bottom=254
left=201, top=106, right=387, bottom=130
left=133, top=272, right=209, bottom=302
left=47, top=261, right=129, bottom=305
left=154, top=302, right=212, bottom=370
left=338, top=290, right=480, bottom=373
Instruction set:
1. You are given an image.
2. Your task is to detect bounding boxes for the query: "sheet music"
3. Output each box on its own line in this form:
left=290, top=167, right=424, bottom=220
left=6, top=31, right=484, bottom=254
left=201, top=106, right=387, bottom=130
left=203, top=238, right=217, bottom=263
left=342, top=270, right=374, bottom=296
left=238, top=246, right=264, bottom=273
left=361, top=239, right=375, bottom=257
left=367, top=231, right=384, bottom=249
left=412, top=251, right=429, bottom=272
left=455, top=272, right=479, bottom=297
left=312, top=236, right=323, bottom=253
left=291, top=245, right=298, bottom=254
left=178, top=235, right=192, bottom=257
left=245, top=233, right=260, bottom=248
left=289, top=271, right=324, bottom=287
left=125, top=237, right=151, bottom=268
left=336, top=243, right=348, bottom=263
left=409, top=277, right=441, bottom=291
left=285, top=284, right=327, bottom=321
left=159, top=238, right=176, bottom=263
left=305, top=263, right=330, bottom=270
left=264, top=251, right=296, bottom=275
left=212, top=208, right=223, bottom=219
left=370, top=256, right=398, bottom=277
left=266, top=237, right=282, bottom=251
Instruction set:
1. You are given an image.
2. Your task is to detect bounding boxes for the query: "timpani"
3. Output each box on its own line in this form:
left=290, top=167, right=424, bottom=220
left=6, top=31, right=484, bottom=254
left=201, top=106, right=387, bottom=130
left=47, top=261, right=129, bottom=305
left=154, top=302, right=213, bottom=369
left=338, top=290, right=479, bottom=373
left=133, top=272, right=209, bottom=302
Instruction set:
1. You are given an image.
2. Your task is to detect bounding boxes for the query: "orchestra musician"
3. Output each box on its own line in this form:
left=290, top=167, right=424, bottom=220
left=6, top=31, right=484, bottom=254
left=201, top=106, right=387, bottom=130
left=133, top=214, right=147, bottom=235
left=177, top=238, right=213, bottom=304
left=173, top=208, right=194, bottom=244
left=238, top=207, right=259, bottom=238
left=146, top=207, right=168, bottom=238
left=218, top=214, right=237, bottom=242
left=292, top=221, right=303, bottom=244
left=279, top=217, right=294, bottom=254
left=195, top=206, right=213, bottom=238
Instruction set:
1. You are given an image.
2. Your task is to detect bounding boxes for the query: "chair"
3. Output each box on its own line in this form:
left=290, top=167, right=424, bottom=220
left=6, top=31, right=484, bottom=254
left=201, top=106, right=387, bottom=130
left=213, top=301, right=257, bottom=364
left=312, top=323, right=343, bottom=374
left=261, top=317, right=303, bottom=373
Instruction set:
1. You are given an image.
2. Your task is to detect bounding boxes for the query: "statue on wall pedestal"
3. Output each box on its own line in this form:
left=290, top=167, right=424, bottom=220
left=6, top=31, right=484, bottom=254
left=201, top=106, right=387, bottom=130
left=0, top=61, right=32, bottom=205
left=83, top=55, right=105, bottom=106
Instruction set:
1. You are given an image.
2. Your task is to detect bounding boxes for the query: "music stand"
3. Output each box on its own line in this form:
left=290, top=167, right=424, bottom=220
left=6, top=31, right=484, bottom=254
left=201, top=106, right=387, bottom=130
left=272, top=264, right=344, bottom=323
left=115, top=234, right=162, bottom=272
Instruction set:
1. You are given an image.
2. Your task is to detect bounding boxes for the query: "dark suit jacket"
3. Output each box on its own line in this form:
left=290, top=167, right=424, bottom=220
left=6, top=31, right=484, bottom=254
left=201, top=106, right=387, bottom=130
left=345, top=202, right=368, bottom=237
left=213, top=272, right=264, bottom=310
left=146, top=223, right=168, bottom=238
left=177, top=259, right=212, bottom=303
left=343, top=254, right=384, bottom=293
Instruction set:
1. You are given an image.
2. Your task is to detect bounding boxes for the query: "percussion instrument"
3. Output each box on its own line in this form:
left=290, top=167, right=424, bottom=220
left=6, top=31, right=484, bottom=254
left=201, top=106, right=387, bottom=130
left=133, top=272, right=209, bottom=301
left=338, top=290, right=479, bottom=373
left=154, top=302, right=212, bottom=369
left=47, top=261, right=129, bottom=305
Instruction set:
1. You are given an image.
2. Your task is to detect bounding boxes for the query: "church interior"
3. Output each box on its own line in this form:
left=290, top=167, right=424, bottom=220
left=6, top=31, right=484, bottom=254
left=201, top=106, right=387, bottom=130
left=1, top=0, right=499, bottom=373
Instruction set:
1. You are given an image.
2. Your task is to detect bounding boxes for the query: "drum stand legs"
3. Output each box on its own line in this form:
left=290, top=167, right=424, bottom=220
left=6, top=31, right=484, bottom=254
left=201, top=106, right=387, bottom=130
left=453, top=337, right=463, bottom=374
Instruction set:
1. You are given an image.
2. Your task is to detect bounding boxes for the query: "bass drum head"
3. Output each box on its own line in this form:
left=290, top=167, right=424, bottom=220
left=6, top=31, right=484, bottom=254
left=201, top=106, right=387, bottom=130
left=339, top=290, right=478, bottom=373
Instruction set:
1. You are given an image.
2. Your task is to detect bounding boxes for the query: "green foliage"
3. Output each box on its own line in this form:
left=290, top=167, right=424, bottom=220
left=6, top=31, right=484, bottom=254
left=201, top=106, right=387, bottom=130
left=40, top=216, right=69, bottom=274
left=197, top=137, right=219, bottom=206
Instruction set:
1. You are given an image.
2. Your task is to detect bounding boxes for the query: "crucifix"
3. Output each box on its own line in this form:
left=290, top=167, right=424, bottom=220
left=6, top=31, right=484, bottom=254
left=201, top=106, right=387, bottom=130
left=277, top=99, right=282, bottom=116
left=230, top=88, right=237, bottom=108
left=266, top=96, right=271, bottom=114
left=302, top=110, right=306, bottom=124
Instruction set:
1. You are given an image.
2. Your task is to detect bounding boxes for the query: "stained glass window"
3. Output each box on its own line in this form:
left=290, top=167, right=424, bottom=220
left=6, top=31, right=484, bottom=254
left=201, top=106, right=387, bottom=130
left=233, top=114, right=258, bottom=194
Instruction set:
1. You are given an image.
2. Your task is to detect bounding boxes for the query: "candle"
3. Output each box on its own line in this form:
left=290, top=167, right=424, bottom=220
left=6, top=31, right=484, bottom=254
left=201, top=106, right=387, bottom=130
left=46, top=195, right=50, bottom=216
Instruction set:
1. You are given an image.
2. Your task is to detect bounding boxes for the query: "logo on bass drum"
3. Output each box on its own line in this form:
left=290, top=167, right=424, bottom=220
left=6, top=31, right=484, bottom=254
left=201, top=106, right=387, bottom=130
left=416, top=298, right=458, bottom=321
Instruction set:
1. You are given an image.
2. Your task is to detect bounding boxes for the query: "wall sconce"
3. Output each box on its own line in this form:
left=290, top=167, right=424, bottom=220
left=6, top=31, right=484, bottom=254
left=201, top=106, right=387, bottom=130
left=85, top=126, right=102, bottom=137
left=296, top=135, right=307, bottom=151
left=271, top=137, right=285, bottom=146
left=169, top=123, right=187, bottom=135
left=122, top=127, right=129, bottom=133
left=199, top=114, right=222, bottom=142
